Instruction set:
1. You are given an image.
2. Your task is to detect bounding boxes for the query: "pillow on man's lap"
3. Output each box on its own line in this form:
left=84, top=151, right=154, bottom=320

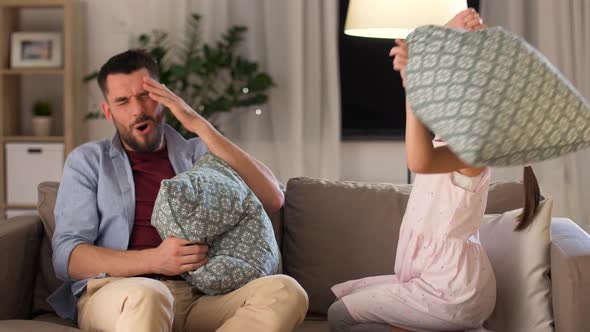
left=405, top=25, right=590, bottom=166
left=151, top=152, right=280, bottom=295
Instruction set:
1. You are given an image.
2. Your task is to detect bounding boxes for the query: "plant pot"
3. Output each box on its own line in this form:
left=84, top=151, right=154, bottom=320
left=32, top=116, right=51, bottom=136
left=87, top=118, right=115, bottom=141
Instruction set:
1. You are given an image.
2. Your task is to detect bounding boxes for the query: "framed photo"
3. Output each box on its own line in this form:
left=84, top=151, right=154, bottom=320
left=10, top=32, right=62, bottom=68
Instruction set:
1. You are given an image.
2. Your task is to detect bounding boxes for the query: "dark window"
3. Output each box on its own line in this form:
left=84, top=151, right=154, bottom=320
left=339, top=0, right=480, bottom=141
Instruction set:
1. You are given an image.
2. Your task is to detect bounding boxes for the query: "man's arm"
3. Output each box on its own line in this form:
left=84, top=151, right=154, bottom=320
left=53, top=147, right=208, bottom=281
left=188, top=121, right=284, bottom=214
left=143, top=77, right=284, bottom=214
left=68, top=237, right=208, bottom=280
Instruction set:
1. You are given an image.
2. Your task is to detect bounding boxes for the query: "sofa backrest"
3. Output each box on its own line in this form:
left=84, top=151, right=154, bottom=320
left=33, top=179, right=526, bottom=317
left=281, top=177, right=526, bottom=315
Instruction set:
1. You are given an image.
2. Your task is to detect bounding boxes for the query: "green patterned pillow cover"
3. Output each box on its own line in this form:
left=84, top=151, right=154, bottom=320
left=405, top=25, right=590, bottom=166
left=151, top=152, right=280, bottom=295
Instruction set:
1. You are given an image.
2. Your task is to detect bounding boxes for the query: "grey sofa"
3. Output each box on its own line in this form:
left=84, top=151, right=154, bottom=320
left=0, top=179, right=589, bottom=331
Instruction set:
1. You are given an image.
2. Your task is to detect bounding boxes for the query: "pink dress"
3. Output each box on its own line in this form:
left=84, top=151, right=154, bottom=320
left=332, top=145, right=496, bottom=331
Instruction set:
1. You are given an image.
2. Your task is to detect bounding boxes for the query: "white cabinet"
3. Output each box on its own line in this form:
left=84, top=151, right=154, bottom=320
left=6, top=142, right=64, bottom=205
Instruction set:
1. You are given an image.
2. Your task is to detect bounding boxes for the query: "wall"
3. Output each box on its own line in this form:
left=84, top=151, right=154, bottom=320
left=341, top=141, right=408, bottom=183
left=341, top=141, right=524, bottom=184
left=22, top=1, right=526, bottom=187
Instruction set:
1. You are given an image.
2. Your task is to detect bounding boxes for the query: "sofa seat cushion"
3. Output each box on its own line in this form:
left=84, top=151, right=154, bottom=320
left=0, top=319, right=79, bottom=331
left=405, top=25, right=590, bottom=166
left=295, top=319, right=329, bottom=332
left=34, top=313, right=78, bottom=328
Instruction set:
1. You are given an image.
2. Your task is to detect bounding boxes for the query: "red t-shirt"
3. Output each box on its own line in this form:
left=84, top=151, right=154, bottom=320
left=126, top=147, right=176, bottom=250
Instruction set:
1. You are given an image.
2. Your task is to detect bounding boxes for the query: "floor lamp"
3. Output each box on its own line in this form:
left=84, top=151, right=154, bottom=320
left=344, top=0, right=467, bottom=184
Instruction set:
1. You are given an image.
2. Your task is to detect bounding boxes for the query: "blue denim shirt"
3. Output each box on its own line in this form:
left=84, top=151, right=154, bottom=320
left=49, top=125, right=208, bottom=320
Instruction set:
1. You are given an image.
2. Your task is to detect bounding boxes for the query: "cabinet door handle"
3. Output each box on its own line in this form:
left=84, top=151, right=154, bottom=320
left=27, top=148, right=42, bottom=154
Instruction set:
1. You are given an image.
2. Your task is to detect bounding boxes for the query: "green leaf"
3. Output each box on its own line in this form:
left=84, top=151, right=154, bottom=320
left=159, top=69, right=173, bottom=86
left=247, top=73, right=274, bottom=91
left=201, top=96, right=233, bottom=117
left=83, top=71, right=98, bottom=82
left=169, top=64, right=187, bottom=81
left=203, top=45, right=211, bottom=58
left=138, top=34, right=150, bottom=46
left=84, top=111, right=104, bottom=121
left=32, top=100, right=52, bottom=116
left=150, top=46, right=167, bottom=63
left=153, top=31, right=168, bottom=45
left=188, top=56, right=203, bottom=72
left=236, top=93, right=268, bottom=107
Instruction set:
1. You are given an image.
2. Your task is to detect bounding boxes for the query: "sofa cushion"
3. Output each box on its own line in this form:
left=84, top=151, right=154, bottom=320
left=32, top=237, right=63, bottom=316
left=284, top=178, right=411, bottom=315
left=37, top=182, right=59, bottom=240
left=151, top=152, right=280, bottom=295
left=0, top=319, right=79, bottom=332
left=480, top=199, right=554, bottom=332
left=33, top=182, right=63, bottom=315
left=0, top=217, right=42, bottom=320
left=405, top=25, right=590, bottom=166
left=485, top=181, right=525, bottom=214
left=550, top=218, right=590, bottom=332
left=294, top=319, right=329, bottom=332
left=34, top=313, right=78, bottom=328
left=283, top=177, right=526, bottom=315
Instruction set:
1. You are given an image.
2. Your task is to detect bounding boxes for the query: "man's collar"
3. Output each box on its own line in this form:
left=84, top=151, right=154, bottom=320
left=162, top=124, right=193, bottom=160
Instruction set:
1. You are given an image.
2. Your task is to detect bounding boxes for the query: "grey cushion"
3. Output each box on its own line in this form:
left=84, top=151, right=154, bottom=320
left=480, top=199, right=554, bottom=332
left=151, top=152, right=280, bottom=295
left=405, top=25, right=590, bottom=166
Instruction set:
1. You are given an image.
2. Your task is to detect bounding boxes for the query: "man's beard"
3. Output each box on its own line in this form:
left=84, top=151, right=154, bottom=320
left=115, top=114, right=165, bottom=153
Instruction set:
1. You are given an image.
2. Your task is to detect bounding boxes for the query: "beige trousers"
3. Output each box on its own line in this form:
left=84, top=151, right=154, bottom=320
left=77, top=275, right=308, bottom=332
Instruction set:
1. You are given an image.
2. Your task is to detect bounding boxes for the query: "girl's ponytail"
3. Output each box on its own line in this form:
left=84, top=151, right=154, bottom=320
left=515, top=166, right=541, bottom=231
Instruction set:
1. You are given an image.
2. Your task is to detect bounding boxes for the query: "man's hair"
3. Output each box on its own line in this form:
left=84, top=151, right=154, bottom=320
left=97, top=49, right=159, bottom=97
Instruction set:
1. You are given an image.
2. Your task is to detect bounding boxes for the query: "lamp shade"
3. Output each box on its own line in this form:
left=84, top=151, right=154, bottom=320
left=344, top=0, right=467, bottom=39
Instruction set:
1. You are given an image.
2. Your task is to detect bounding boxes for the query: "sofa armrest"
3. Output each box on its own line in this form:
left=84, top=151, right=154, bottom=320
left=0, top=216, right=43, bottom=320
left=550, top=218, right=590, bottom=332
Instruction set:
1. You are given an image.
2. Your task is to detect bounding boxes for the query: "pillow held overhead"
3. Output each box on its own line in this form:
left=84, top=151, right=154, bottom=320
left=405, top=25, right=590, bottom=166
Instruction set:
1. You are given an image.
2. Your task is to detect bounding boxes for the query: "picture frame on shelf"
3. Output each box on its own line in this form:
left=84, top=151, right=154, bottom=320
left=10, top=32, right=62, bottom=68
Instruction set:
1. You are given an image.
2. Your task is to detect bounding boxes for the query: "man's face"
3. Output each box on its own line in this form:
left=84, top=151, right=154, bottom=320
left=101, top=68, right=165, bottom=152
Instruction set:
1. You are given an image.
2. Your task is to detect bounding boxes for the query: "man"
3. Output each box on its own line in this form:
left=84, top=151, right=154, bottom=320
left=50, top=49, right=308, bottom=332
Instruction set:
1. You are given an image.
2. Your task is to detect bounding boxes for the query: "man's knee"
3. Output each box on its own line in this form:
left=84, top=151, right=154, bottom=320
left=79, top=277, right=175, bottom=332
left=261, top=275, right=309, bottom=319
left=122, top=278, right=174, bottom=316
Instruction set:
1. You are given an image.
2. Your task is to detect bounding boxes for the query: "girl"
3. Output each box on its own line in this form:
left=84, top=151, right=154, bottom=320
left=328, top=9, right=541, bottom=332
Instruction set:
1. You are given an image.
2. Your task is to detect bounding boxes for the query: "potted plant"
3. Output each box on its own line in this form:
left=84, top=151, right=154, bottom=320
left=84, top=13, right=274, bottom=139
left=31, top=100, right=52, bottom=136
